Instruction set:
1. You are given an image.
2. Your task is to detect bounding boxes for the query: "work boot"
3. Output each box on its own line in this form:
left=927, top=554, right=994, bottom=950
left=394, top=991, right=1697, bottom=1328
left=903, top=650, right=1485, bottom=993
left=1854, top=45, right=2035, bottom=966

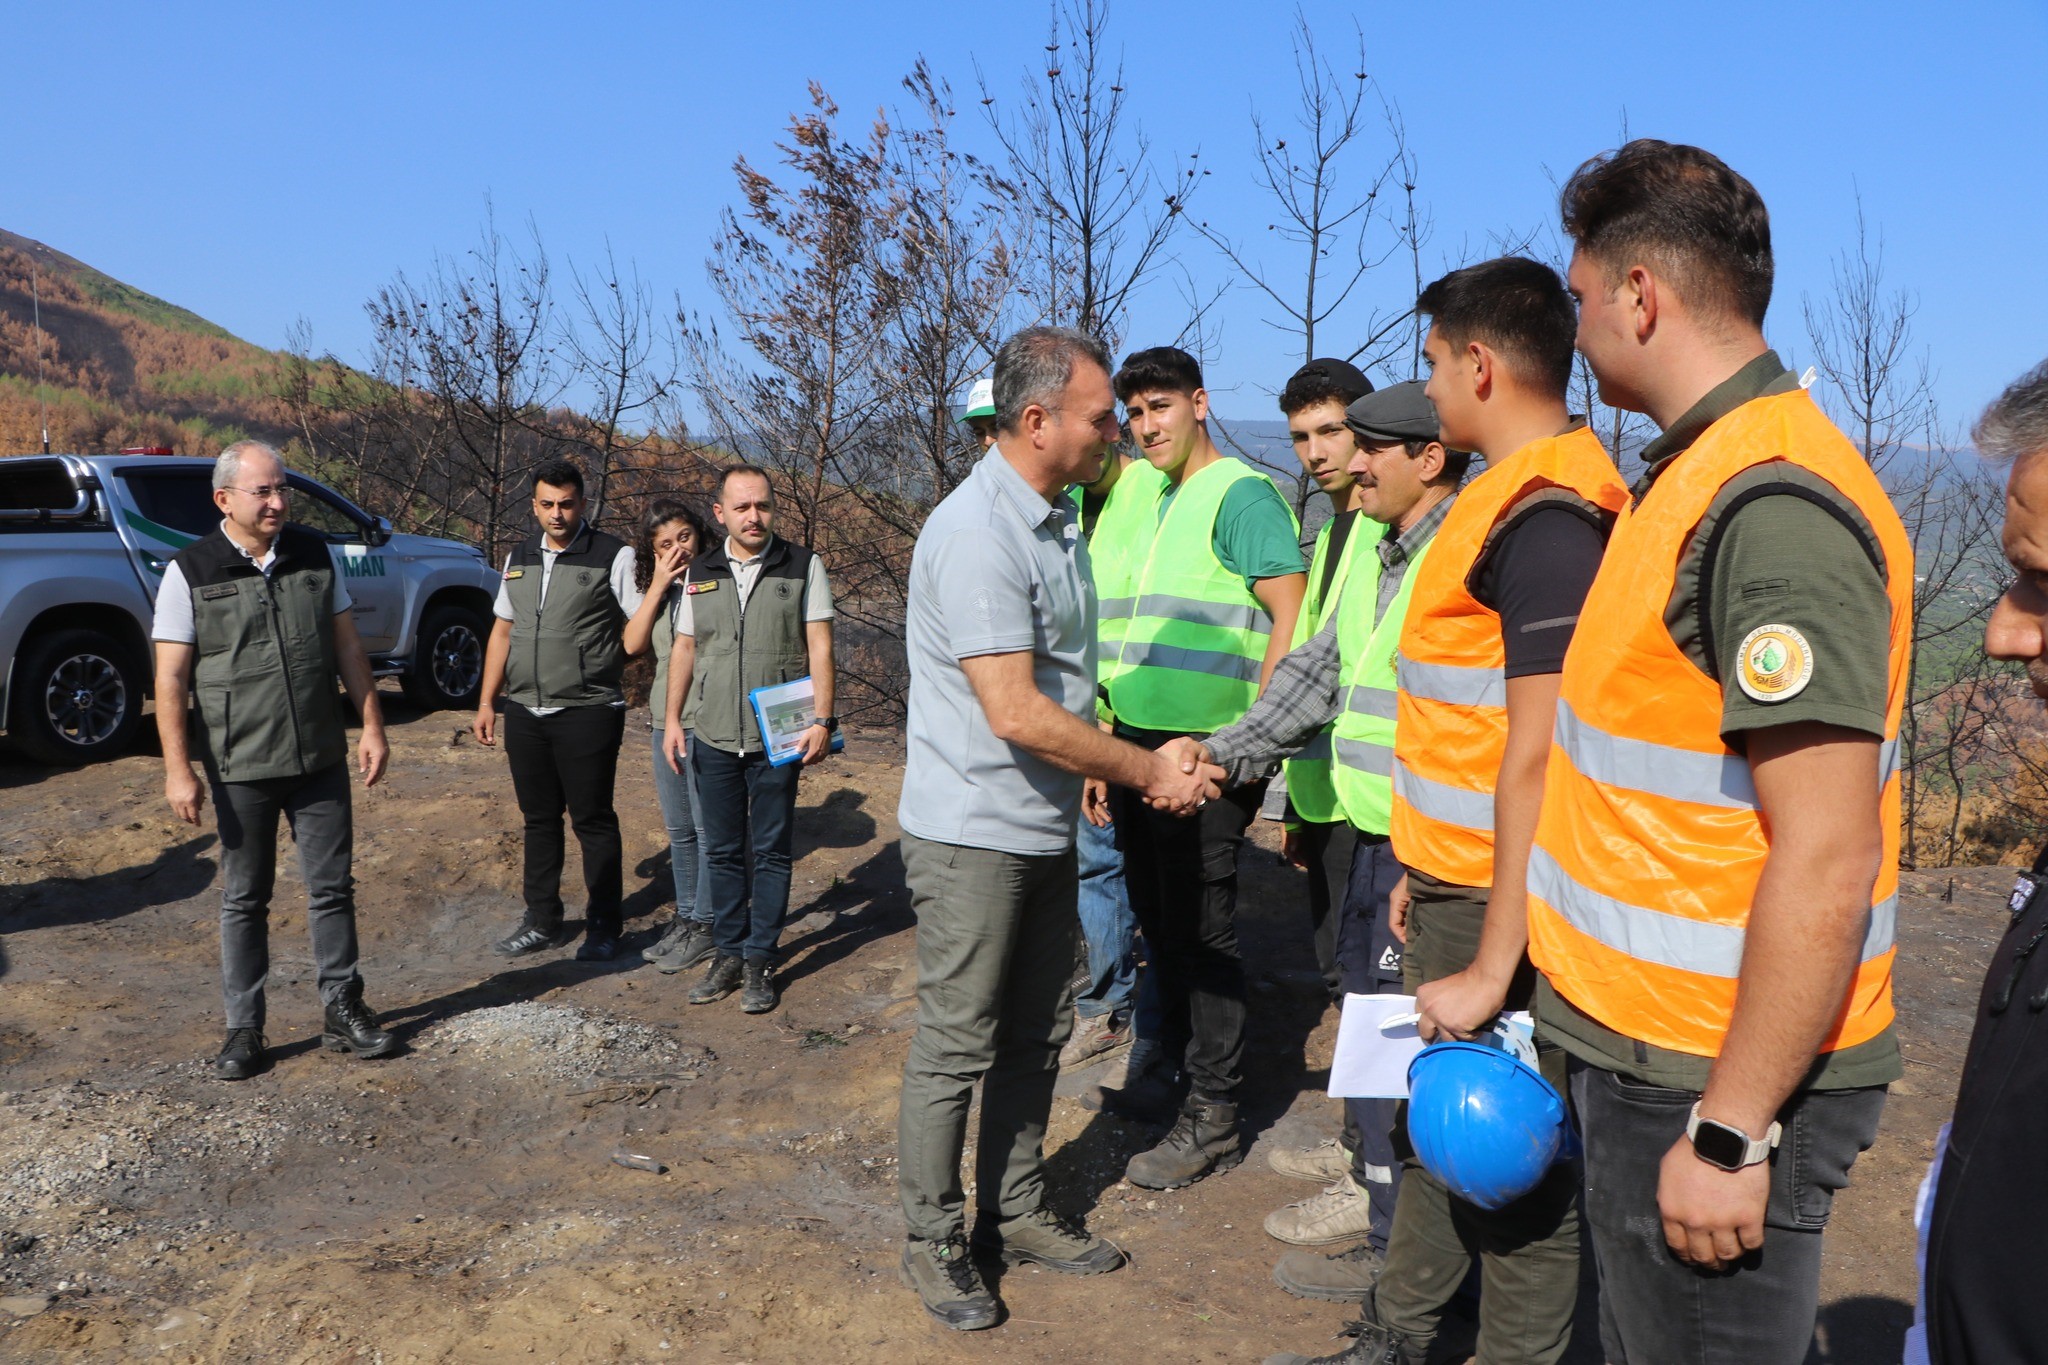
left=213, top=1027, right=269, bottom=1081
left=741, top=959, right=778, bottom=1014
left=1263, top=1289, right=1414, bottom=1365
left=1058, top=1010, right=1133, bottom=1072
left=1265, top=1173, right=1376, bottom=1245
left=1272, top=1240, right=1384, bottom=1302
left=969, top=1207, right=1126, bottom=1274
left=1124, top=1094, right=1241, bottom=1189
left=688, top=953, right=744, bottom=1004
left=1091, top=1040, right=1186, bottom=1122
left=493, top=923, right=570, bottom=958
left=1268, top=1137, right=1353, bottom=1184
left=649, top=920, right=716, bottom=974
left=322, top=984, right=396, bottom=1059
left=899, top=1234, right=999, bottom=1331
left=641, top=914, right=693, bottom=962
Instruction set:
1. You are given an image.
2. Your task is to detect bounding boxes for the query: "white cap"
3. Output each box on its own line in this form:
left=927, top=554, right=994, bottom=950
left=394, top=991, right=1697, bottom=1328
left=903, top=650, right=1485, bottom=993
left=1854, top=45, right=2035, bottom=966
left=961, top=377, right=996, bottom=421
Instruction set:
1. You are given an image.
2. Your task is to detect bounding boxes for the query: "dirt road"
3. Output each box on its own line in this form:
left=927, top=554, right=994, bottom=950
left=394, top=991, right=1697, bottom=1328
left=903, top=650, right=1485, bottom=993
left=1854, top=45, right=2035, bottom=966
left=0, top=700, right=2004, bottom=1362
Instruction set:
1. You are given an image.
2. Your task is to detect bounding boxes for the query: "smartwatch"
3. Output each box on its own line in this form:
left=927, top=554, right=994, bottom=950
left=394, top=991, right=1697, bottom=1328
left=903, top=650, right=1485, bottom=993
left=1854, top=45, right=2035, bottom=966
left=815, top=715, right=839, bottom=734
left=1686, top=1103, right=1781, bottom=1172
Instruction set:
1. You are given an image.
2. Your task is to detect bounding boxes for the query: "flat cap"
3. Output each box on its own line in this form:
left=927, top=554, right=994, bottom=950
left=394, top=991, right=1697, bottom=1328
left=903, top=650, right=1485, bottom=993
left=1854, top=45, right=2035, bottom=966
left=1346, top=379, right=1439, bottom=443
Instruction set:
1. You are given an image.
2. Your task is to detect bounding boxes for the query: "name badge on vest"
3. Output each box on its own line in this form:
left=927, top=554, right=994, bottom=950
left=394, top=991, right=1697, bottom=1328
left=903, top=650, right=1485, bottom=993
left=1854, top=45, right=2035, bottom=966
left=687, top=580, right=719, bottom=595
left=199, top=583, right=240, bottom=600
left=504, top=568, right=524, bottom=580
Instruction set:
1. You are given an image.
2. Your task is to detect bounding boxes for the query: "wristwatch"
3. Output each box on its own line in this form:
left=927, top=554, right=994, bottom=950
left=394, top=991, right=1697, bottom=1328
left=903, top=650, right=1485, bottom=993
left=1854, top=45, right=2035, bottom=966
left=815, top=715, right=839, bottom=734
left=1686, top=1103, right=1781, bottom=1172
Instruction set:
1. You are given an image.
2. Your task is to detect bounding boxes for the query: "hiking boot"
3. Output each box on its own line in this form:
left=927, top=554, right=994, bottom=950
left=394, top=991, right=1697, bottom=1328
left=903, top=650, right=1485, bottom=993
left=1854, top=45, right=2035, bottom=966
left=1124, top=1094, right=1241, bottom=1189
left=1092, top=1041, right=1186, bottom=1122
left=1273, top=1240, right=1384, bottom=1302
left=322, top=985, right=396, bottom=1059
left=1263, top=1291, right=1414, bottom=1365
left=899, top=1234, right=999, bottom=1331
left=688, top=953, right=744, bottom=1004
left=213, top=1027, right=269, bottom=1081
left=493, top=923, right=570, bottom=958
left=969, top=1207, right=1126, bottom=1275
left=641, top=914, right=693, bottom=962
left=1058, top=1010, right=1133, bottom=1072
left=1269, top=1136, right=1354, bottom=1184
left=1265, top=1173, right=1376, bottom=1246
left=574, top=935, right=621, bottom=963
left=649, top=920, right=716, bottom=974
left=741, top=959, right=778, bottom=1014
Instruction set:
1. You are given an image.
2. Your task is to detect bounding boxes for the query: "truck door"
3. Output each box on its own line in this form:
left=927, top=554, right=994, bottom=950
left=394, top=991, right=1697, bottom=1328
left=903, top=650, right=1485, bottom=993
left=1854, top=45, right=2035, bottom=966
left=287, top=477, right=403, bottom=653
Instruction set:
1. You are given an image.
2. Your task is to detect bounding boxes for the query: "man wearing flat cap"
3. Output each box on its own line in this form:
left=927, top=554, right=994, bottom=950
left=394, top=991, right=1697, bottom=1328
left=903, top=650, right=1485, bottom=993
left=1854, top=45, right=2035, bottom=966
left=1175, top=377, right=1466, bottom=1303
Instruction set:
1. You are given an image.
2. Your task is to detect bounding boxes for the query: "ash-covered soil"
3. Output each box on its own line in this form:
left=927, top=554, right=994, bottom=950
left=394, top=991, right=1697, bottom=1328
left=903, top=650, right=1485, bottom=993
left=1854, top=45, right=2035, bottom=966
left=0, top=698, right=2002, bottom=1362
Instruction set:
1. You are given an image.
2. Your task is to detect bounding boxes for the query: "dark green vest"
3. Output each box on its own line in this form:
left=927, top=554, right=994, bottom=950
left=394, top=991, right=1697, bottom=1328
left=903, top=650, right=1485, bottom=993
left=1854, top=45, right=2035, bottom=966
left=502, top=523, right=629, bottom=709
left=175, top=525, right=348, bottom=783
left=682, top=537, right=814, bottom=754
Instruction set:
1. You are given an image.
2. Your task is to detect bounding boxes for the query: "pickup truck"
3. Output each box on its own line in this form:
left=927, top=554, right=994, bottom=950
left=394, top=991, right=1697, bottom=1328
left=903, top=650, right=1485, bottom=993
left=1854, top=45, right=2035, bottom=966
left=0, top=452, right=500, bottom=765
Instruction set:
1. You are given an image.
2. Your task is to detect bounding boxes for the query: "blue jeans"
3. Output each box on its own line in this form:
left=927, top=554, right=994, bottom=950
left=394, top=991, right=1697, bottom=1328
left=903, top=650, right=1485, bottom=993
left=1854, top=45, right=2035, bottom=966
left=651, top=727, right=710, bottom=925
left=1074, top=812, right=1137, bottom=1020
left=691, top=739, right=800, bottom=962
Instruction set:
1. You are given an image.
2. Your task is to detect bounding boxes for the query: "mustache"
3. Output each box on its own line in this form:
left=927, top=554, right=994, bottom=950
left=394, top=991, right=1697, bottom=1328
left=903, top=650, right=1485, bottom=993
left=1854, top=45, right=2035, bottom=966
left=2028, top=657, right=2048, bottom=698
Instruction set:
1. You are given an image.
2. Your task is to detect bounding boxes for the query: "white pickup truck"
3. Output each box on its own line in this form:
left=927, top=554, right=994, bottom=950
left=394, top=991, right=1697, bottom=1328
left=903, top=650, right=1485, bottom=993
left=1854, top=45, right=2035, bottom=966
left=0, top=451, right=500, bottom=765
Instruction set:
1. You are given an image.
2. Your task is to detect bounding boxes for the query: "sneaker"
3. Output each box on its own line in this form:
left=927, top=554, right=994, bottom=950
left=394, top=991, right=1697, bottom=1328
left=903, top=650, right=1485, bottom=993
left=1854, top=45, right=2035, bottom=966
left=1058, top=1010, right=1133, bottom=1072
left=322, top=985, right=396, bottom=1059
left=1264, top=1173, right=1376, bottom=1246
left=641, top=915, right=693, bottom=963
left=1273, top=1241, right=1383, bottom=1302
left=1269, top=1137, right=1354, bottom=1184
left=493, top=923, right=570, bottom=958
left=213, top=1027, right=269, bottom=1081
left=574, top=936, right=621, bottom=963
left=650, top=921, right=716, bottom=974
left=688, top=953, right=744, bottom=1004
left=741, top=959, right=778, bottom=1014
left=1125, top=1094, right=1242, bottom=1190
left=970, top=1207, right=1125, bottom=1275
left=899, top=1234, right=999, bottom=1331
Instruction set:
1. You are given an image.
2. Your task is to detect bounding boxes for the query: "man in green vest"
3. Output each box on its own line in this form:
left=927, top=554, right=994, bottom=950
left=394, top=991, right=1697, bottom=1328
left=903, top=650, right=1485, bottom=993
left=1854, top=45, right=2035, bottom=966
left=152, top=439, right=395, bottom=1081
left=1063, top=440, right=1168, bottom=1073
left=474, top=458, right=642, bottom=963
left=1183, top=383, right=1461, bottom=1301
left=661, top=464, right=838, bottom=1015
left=1099, top=345, right=1308, bottom=1189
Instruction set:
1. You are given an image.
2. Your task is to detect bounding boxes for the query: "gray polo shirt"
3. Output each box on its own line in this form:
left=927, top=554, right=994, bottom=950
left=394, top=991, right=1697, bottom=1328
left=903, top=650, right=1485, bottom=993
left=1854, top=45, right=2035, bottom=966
left=899, top=446, right=1097, bottom=856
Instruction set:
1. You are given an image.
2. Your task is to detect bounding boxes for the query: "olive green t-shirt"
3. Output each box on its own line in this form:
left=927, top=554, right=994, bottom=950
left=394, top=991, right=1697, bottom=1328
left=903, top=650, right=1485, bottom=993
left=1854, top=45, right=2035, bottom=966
left=1536, top=351, right=1902, bottom=1091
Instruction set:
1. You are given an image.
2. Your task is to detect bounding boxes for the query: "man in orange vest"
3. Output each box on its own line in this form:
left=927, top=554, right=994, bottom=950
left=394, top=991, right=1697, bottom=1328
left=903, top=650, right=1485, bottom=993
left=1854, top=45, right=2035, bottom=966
left=1528, top=140, right=1911, bottom=1364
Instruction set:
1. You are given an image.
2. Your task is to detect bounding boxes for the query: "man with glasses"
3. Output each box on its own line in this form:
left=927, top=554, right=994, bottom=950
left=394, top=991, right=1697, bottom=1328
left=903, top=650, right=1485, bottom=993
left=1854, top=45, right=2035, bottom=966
left=152, top=439, right=395, bottom=1081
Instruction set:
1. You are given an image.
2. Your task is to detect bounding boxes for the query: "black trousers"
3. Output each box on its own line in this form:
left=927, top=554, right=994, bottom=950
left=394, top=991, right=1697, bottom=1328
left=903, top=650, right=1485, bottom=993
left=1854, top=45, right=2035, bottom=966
left=1295, top=817, right=1354, bottom=1002
left=1111, top=724, right=1261, bottom=1101
left=502, top=701, right=625, bottom=940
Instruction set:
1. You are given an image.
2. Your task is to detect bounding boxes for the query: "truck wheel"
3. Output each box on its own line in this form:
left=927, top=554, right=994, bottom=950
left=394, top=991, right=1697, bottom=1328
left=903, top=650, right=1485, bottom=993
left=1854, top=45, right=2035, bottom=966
left=9, top=628, right=145, bottom=765
left=401, top=603, right=490, bottom=710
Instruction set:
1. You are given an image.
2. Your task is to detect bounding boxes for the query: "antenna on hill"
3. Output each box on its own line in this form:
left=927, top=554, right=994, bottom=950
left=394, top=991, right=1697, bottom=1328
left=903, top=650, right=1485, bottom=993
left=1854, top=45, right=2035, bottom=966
left=31, top=261, right=49, bottom=453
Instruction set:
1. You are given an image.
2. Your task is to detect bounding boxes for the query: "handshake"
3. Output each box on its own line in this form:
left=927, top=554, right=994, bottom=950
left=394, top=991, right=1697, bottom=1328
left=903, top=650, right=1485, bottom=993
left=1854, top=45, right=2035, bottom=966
left=1083, top=736, right=1227, bottom=826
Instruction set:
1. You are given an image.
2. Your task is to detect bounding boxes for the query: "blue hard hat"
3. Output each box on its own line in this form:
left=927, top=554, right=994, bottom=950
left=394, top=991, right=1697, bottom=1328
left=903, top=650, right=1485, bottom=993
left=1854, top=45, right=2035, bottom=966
left=1405, top=1041, right=1569, bottom=1210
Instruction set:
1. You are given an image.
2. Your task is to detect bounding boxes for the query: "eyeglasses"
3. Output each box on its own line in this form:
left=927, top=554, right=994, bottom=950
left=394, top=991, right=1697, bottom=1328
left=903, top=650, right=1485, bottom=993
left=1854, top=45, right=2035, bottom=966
left=225, top=484, right=292, bottom=501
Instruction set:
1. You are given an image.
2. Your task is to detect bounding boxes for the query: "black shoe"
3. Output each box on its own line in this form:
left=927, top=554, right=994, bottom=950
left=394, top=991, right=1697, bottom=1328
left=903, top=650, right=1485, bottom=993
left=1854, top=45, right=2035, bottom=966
left=688, top=953, right=745, bottom=1004
left=741, top=959, right=778, bottom=1014
left=1262, top=1287, right=1412, bottom=1365
left=493, top=924, right=570, bottom=958
left=323, top=985, right=396, bottom=1059
left=1125, top=1094, right=1243, bottom=1189
left=575, top=936, right=621, bottom=963
left=213, top=1027, right=269, bottom=1081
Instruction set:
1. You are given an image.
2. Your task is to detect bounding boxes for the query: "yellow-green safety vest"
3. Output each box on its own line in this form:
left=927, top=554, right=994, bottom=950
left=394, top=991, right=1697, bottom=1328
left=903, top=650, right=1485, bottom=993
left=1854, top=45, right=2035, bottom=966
left=1104, top=456, right=1293, bottom=733
left=1332, top=535, right=1433, bottom=833
left=1072, top=460, right=1170, bottom=717
left=1283, top=512, right=1386, bottom=824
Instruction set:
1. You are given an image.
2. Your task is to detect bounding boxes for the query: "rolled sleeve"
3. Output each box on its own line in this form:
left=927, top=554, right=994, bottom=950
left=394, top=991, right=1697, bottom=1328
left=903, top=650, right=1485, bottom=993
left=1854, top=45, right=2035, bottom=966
left=929, top=529, right=1036, bottom=659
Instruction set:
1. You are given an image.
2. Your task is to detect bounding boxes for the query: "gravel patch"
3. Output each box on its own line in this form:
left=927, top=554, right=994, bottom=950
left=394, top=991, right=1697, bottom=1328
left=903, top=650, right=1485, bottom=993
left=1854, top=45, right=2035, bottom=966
left=421, top=1002, right=710, bottom=1083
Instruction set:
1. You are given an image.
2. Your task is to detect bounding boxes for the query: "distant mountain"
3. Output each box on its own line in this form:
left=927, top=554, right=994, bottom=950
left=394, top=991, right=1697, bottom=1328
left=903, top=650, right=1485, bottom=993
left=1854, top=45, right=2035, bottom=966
left=0, top=229, right=287, bottom=457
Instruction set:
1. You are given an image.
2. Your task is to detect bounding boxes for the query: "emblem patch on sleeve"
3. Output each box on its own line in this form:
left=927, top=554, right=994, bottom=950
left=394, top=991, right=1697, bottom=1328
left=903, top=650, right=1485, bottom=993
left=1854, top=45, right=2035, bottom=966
left=1736, top=624, right=1814, bottom=702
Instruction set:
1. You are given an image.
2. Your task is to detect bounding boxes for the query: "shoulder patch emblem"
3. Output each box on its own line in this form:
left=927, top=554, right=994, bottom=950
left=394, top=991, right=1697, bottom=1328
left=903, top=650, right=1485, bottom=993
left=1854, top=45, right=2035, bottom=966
left=1736, top=624, right=1814, bottom=703
left=686, top=580, right=719, bottom=595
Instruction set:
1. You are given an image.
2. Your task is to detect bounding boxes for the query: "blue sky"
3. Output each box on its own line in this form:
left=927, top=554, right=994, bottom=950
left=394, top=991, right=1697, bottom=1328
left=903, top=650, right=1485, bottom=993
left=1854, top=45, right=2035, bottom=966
left=7, top=1, right=2043, bottom=430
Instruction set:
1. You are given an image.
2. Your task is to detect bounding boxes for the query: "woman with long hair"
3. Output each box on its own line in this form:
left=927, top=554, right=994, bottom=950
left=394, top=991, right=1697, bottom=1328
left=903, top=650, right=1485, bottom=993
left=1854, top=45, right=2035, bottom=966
left=623, top=495, right=717, bottom=970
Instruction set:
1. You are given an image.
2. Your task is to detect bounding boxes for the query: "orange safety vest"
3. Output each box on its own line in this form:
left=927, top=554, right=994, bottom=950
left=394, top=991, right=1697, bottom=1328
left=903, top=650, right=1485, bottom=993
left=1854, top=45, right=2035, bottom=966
left=1389, top=426, right=1628, bottom=888
left=1526, top=389, right=1912, bottom=1058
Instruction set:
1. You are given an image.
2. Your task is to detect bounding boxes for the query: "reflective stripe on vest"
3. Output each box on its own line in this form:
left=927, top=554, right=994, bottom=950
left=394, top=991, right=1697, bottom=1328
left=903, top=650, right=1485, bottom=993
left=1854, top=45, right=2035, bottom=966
left=1075, top=459, right=1169, bottom=718
left=1527, top=389, right=1911, bottom=1059
left=1389, top=428, right=1630, bottom=886
left=1286, top=513, right=1384, bottom=824
left=1331, top=534, right=1432, bottom=833
left=1104, top=456, right=1293, bottom=732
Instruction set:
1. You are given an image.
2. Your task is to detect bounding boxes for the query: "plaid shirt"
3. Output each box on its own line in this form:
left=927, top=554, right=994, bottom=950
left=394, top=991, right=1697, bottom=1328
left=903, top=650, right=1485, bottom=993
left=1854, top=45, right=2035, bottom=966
left=1206, top=492, right=1456, bottom=795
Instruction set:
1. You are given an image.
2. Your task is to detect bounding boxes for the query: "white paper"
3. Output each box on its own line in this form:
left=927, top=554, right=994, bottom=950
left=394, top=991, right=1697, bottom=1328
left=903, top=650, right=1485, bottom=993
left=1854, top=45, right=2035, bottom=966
left=1328, top=993, right=1423, bottom=1099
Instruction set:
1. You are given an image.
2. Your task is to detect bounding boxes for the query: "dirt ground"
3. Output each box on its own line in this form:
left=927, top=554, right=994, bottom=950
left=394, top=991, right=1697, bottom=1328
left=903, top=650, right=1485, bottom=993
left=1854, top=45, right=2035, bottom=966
left=0, top=696, right=2009, bottom=1363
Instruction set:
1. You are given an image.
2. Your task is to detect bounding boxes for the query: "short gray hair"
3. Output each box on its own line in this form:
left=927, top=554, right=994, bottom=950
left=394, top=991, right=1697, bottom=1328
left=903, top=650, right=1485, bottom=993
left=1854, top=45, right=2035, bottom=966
left=1976, top=360, right=2048, bottom=464
left=992, top=326, right=1112, bottom=434
left=212, top=438, right=286, bottom=490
